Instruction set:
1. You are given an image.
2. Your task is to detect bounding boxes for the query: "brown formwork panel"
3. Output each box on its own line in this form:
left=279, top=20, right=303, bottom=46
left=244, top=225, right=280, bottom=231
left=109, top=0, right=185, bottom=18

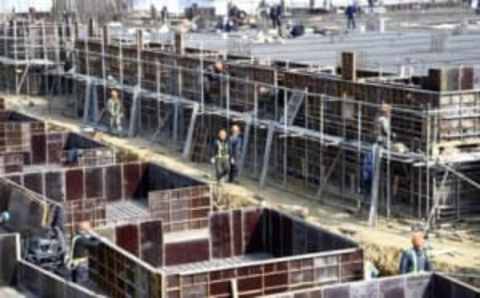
left=261, top=272, right=480, bottom=298
left=140, top=220, right=164, bottom=267
left=165, top=238, right=210, bottom=266
left=88, top=240, right=161, bottom=298
left=166, top=249, right=363, bottom=298
left=116, top=224, right=141, bottom=256
left=17, top=260, right=97, bottom=298
left=64, top=198, right=107, bottom=234
left=0, top=152, right=24, bottom=175
left=209, top=209, right=267, bottom=260
left=148, top=185, right=211, bottom=233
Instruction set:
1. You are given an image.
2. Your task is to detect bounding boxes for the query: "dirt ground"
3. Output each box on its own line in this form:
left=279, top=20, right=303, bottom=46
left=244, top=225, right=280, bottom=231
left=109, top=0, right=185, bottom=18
left=5, top=94, right=480, bottom=286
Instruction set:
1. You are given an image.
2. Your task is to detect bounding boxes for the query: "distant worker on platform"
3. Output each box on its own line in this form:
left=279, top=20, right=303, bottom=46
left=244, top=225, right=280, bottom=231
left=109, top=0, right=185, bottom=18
left=204, top=62, right=225, bottom=103
left=161, top=6, right=169, bottom=24
left=211, top=129, right=231, bottom=183
left=229, top=125, right=243, bottom=183
left=375, top=103, right=394, bottom=147
left=345, top=4, right=357, bottom=31
left=399, top=231, right=432, bottom=274
left=106, top=89, right=125, bottom=135
left=270, top=4, right=283, bottom=35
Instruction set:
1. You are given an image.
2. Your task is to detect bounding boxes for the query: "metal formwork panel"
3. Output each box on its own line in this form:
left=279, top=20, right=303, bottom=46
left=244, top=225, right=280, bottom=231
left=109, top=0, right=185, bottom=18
left=116, top=224, right=140, bottom=256
left=148, top=185, right=211, bottom=232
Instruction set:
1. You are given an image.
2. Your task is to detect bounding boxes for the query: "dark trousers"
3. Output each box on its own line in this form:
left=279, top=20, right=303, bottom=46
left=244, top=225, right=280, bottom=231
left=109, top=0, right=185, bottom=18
left=347, top=17, right=356, bottom=30
left=215, top=158, right=230, bottom=182
left=71, top=263, right=88, bottom=283
left=229, top=163, right=238, bottom=182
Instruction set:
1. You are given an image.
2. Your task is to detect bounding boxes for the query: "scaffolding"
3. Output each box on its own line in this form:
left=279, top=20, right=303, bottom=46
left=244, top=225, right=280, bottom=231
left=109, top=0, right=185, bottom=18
left=1, top=20, right=480, bottom=227
left=0, top=18, right=79, bottom=95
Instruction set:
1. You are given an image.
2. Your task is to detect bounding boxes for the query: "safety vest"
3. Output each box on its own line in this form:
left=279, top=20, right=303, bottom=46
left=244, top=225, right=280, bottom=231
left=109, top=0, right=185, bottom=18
left=216, top=140, right=229, bottom=159
left=108, top=98, right=123, bottom=116
left=406, top=248, right=425, bottom=273
left=68, top=234, right=88, bottom=269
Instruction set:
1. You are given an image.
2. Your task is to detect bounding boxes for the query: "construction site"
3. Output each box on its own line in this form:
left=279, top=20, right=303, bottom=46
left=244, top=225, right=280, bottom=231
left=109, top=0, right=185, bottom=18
left=0, top=0, right=480, bottom=297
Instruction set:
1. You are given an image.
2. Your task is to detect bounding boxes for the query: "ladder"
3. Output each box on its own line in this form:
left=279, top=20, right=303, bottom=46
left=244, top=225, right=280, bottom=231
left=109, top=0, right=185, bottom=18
left=279, top=90, right=305, bottom=126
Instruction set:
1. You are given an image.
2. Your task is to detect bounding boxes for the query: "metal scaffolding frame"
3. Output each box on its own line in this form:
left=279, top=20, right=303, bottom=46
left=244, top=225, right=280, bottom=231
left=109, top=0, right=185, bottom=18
left=2, top=23, right=480, bottom=227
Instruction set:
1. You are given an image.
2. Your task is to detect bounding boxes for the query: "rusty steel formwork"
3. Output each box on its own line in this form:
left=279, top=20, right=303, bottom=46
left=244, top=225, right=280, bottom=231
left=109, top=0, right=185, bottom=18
left=0, top=105, right=212, bottom=237
left=2, top=22, right=480, bottom=225
left=45, top=32, right=480, bottom=227
left=87, top=207, right=364, bottom=298
left=261, top=272, right=480, bottom=298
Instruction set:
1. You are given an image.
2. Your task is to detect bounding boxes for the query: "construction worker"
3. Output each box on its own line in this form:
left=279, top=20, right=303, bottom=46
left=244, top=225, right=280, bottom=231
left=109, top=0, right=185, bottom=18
left=106, top=89, right=124, bottom=135
left=68, top=221, right=99, bottom=283
left=229, top=125, right=243, bottom=183
left=161, top=6, right=169, bottom=24
left=345, top=4, right=357, bottom=31
left=399, top=231, right=432, bottom=274
left=364, top=260, right=380, bottom=280
left=204, top=62, right=225, bottom=104
left=376, top=103, right=393, bottom=147
left=211, top=129, right=231, bottom=183
left=269, top=4, right=284, bottom=35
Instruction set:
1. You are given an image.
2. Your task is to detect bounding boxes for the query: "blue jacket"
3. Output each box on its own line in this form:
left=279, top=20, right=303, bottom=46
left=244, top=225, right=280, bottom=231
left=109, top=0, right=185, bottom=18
left=229, top=135, right=243, bottom=162
left=345, top=6, right=356, bottom=18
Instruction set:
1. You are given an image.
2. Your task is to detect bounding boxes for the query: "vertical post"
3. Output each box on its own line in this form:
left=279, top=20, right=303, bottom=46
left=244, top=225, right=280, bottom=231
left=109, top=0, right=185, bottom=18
left=260, top=122, right=275, bottom=188
left=73, top=21, right=79, bottom=41
left=357, top=101, right=362, bottom=205
left=182, top=103, right=199, bottom=159
left=41, top=21, right=48, bottom=97
left=253, top=82, right=259, bottom=176
left=283, top=86, right=288, bottom=187
left=136, top=29, right=143, bottom=113
left=13, top=20, right=18, bottom=94
left=238, top=115, right=251, bottom=177
left=87, top=18, right=95, bottom=38
left=24, top=22, right=30, bottom=94
left=418, top=166, right=423, bottom=219
left=386, top=107, right=392, bottom=219
left=103, top=25, right=110, bottom=47
left=101, top=26, right=107, bottom=111
left=119, top=34, right=124, bottom=88
left=226, top=74, right=230, bottom=121
left=200, top=43, right=205, bottom=112
left=426, top=105, right=431, bottom=219
left=3, top=24, right=7, bottom=58
left=174, top=31, right=184, bottom=55
left=341, top=100, right=346, bottom=198
left=304, top=90, right=309, bottom=185
left=173, top=101, right=179, bottom=144
left=156, top=59, right=161, bottom=94
left=320, top=94, right=325, bottom=186
left=84, top=26, right=90, bottom=78
left=274, top=71, right=279, bottom=120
